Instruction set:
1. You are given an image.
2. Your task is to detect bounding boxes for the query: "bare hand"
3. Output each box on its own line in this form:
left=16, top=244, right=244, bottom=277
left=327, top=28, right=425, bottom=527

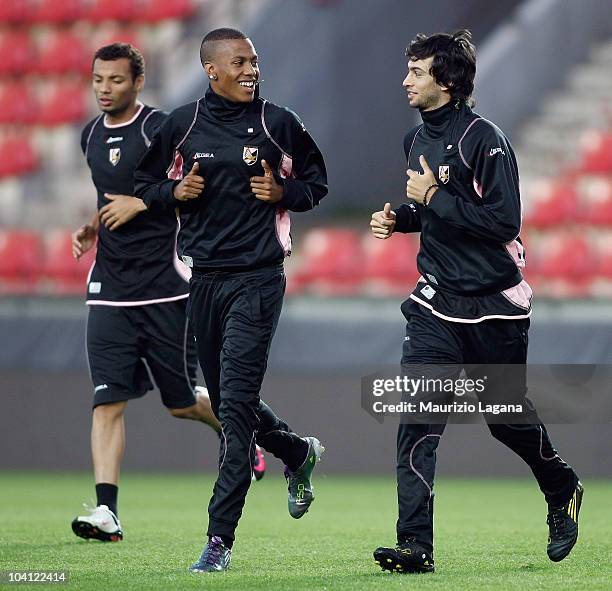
left=370, top=202, right=396, bottom=239
left=173, top=161, right=205, bottom=201
left=100, top=194, right=147, bottom=231
left=72, top=224, right=97, bottom=260
left=406, top=155, right=438, bottom=204
left=250, top=160, right=283, bottom=203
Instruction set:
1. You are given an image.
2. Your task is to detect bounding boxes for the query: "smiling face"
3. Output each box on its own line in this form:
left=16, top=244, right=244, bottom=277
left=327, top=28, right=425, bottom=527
left=402, top=56, right=450, bottom=112
left=92, top=58, right=143, bottom=116
left=203, top=38, right=259, bottom=103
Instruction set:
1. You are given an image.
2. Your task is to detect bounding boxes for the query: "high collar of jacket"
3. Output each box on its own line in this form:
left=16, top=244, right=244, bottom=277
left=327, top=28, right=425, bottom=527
left=420, top=99, right=467, bottom=138
left=205, top=85, right=259, bottom=122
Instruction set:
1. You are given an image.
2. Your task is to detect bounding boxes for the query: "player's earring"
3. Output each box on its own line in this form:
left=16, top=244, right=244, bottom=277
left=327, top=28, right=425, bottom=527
left=208, top=74, right=218, bottom=80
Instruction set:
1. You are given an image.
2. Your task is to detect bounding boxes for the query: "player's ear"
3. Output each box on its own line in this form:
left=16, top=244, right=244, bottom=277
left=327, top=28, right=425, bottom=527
left=134, top=74, right=145, bottom=93
left=204, top=61, right=217, bottom=80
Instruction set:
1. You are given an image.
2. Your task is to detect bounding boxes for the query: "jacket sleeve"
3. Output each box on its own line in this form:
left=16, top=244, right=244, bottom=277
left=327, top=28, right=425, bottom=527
left=427, top=121, right=521, bottom=243
left=394, top=128, right=424, bottom=233
left=277, top=111, right=328, bottom=212
left=134, top=115, right=181, bottom=211
left=394, top=202, right=422, bottom=233
left=141, top=110, right=168, bottom=147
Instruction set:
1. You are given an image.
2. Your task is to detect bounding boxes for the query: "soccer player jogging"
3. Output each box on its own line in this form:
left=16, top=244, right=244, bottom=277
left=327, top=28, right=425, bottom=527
left=370, top=30, right=582, bottom=573
left=70, top=43, right=266, bottom=543
left=134, top=29, right=328, bottom=573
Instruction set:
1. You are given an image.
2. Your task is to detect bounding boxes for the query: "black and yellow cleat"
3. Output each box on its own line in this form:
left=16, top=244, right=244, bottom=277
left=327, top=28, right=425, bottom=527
left=547, top=481, right=584, bottom=562
left=373, top=539, right=434, bottom=574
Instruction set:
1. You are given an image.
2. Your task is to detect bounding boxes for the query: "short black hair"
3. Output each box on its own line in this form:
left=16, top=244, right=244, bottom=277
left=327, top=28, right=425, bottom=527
left=93, top=43, right=145, bottom=81
left=406, top=29, right=476, bottom=103
left=200, top=27, right=247, bottom=65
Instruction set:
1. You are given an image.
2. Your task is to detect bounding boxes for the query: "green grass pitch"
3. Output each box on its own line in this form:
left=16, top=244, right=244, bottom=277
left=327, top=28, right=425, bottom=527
left=1, top=473, right=610, bottom=590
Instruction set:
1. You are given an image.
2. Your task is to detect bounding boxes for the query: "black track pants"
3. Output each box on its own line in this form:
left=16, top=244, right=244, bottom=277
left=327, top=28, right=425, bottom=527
left=188, top=264, right=306, bottom=541
left=396, top=299, right=578, bottom=553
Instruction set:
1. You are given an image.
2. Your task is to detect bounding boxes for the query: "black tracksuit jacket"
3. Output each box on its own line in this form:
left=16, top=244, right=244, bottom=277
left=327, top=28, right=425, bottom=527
left=395, top=100, right=532, bottom=322
left=134, top=87, right=327, bottom=271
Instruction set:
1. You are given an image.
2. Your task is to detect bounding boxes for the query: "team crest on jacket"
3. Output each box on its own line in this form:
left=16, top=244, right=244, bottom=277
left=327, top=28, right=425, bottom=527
left=109, top=148, right=121, bottom=166
left=438, top=164, right=450, bottom=184
left=243, top=146, right=258, bottom=165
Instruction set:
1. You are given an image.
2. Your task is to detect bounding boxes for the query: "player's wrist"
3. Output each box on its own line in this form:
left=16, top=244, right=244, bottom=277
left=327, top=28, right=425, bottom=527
left=172, top=181, right=186, bottom=201
left=423, top=184, right=439, bottom=206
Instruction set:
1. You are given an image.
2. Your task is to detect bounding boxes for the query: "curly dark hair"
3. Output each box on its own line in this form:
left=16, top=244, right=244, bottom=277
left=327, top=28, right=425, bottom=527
left=93, top=43, right=145, bottom=81
left=406, top=29, right=476, bottom=103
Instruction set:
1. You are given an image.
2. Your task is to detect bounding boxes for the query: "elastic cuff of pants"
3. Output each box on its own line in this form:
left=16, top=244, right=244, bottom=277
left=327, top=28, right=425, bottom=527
left=286, top=437, right=309, bottom=472
left=397, top=532, right=433, bottom=553
left=207, top=520, right=236, bottom=542
left=547, top=473, right=580, bottom=507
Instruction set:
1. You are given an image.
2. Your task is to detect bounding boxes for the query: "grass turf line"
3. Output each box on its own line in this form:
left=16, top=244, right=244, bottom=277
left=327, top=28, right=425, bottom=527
left=0, top=473, right=610, bottom=590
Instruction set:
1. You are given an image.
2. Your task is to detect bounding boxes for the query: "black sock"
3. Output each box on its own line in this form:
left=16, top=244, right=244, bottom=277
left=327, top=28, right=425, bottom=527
left=95, top=483, right=118, bottom=517
left=286, top=438, right=310, bottom=472
left=211, top=535, right=233, bottom=549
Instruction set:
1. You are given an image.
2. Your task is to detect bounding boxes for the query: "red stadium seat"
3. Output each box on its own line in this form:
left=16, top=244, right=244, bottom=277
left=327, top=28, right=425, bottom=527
left=30, top=0, right=84, bottom=24
left=0, top=0, right=32, bottom=24
left=0, top=81, right=39, bottom=125
left=523, top=179, right=577, bottom=228
left=595, top=233, right=612, bottom=279
left=529, top=231, right=596, bottom=297
left=41, top=230, right=95, bottom=295
left=575, top=176, right=612, bottom=226
left=36, top=31, right=91, bottom=76
left=293, top=228, right=363, bottom=295
left=0, top=30, right=36, bottom=75
left=578, top=131, right=612, bottom=174
left=284, top=271, right=305, bottom=296
left=94, top=29, right=142, bottom=52
left=86, top=0, right=138, bottom=22
left=534, top=232, right=594, bottom=279
left=362, top=232, right=420, bottom=296
left=0, top=136, right=37, bottom=178
left=37, top=81, right=88, bottom=126
left=0, top=229, right=42, bottom=294
left=141, top=0, right=197, bottom=22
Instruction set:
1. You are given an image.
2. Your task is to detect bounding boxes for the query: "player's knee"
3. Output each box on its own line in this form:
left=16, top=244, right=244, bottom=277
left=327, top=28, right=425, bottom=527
left=93, top=401, right=126, bottom=421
